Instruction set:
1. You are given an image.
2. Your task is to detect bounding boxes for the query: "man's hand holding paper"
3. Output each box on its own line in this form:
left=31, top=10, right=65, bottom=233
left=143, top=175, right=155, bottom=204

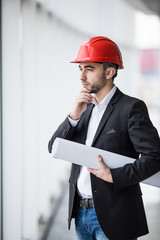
left=88, top=155, right=113, bottom=183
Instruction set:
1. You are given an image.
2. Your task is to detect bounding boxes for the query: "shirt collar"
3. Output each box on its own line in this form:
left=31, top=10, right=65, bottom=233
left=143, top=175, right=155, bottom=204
left=92, top=85, right=117, bottom=111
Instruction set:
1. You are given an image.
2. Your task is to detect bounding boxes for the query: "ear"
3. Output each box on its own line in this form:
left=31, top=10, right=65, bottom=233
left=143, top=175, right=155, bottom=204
left=105, top=67, right=116, bottom=80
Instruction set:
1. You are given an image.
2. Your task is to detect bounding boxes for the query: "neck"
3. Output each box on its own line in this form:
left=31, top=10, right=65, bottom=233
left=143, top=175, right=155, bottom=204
left=95, top=82, right=114, bottom=104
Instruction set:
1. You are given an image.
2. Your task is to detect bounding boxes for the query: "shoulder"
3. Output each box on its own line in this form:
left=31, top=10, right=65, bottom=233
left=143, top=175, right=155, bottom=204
left=114, top=88, right=149, bottom=117
left=116, top=88, right=146, bottom=107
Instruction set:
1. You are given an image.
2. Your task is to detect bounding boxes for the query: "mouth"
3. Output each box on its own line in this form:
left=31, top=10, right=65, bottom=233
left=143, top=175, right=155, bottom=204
left=81, top=82, right=89, bottom=87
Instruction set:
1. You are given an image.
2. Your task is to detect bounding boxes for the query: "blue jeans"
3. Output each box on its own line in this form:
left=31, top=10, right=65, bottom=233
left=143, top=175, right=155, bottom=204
left=75, top=206, right=137, bottom=240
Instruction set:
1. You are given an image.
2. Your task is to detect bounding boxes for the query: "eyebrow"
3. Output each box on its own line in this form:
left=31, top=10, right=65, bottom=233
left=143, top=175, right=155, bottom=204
left=79, top=65, right=96, bottom=69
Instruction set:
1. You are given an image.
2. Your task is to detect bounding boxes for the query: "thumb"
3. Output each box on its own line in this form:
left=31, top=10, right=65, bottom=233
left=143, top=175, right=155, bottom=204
left=97, top=155, right=105, bottom=167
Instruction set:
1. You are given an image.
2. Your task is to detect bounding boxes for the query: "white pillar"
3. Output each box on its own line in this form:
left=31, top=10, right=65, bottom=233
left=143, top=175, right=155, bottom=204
left=2, top=0, right=23, bottom=239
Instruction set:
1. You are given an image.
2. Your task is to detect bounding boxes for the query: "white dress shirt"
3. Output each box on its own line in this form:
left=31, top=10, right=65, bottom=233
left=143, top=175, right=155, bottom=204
left=68, top=85, right=117, bottom=198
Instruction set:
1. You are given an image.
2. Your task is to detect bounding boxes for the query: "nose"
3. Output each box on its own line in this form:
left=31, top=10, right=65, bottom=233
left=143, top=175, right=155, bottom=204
left=80, top=70, right=87, bottom=81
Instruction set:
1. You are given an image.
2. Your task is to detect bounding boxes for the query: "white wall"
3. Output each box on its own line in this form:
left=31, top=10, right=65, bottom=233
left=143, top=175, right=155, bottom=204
left=2, top=0, right=160, bottom=239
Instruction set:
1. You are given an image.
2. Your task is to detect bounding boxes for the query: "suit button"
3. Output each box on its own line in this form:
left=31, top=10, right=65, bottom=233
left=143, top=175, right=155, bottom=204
left=72, top=183, right=75, bottom=188
left=62, top=129, right=68, bottom=137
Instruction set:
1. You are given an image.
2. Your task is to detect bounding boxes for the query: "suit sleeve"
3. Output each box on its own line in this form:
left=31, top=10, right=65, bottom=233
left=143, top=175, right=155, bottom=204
left=111, top=100, right=160, bottom=191
left=48, top=117, right=77, bottom=153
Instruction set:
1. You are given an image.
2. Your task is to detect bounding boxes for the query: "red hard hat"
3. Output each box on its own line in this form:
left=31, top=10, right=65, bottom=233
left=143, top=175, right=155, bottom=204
left=71, top=36, right=124, bottom=69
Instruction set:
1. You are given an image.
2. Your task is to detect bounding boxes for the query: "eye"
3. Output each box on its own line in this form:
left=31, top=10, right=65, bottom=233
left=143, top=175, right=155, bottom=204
left=86, top=68, right=94, bottom=71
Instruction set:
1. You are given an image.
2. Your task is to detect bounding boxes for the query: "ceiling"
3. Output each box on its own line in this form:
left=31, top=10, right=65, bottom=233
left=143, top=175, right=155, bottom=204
left=125, top=0, right=160, bottom=16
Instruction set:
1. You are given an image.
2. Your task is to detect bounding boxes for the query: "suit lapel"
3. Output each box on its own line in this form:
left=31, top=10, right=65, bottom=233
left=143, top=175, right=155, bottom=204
left=84, top=103, right=95, bottom=124
left=92, top=88, right=123, bottom=146
left=92, top=104, right=114, bottom=146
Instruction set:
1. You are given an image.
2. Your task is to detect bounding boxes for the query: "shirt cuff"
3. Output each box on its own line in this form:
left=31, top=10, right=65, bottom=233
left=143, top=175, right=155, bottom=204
left=68, top=115, right=80, bottom=127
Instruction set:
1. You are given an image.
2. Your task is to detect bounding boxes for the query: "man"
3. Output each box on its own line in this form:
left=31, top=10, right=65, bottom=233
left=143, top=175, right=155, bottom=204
left=48, top=36, right=160, bottom=240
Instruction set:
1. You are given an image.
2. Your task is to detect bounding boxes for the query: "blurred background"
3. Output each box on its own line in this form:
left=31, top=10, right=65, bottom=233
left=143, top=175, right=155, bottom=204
left=0, top=0, right=160, bottom=239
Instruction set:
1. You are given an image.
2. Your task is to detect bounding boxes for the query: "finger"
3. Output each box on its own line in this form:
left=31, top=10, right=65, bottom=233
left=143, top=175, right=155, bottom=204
left=77, top=97, right=92, bottom=104
left=79, top=92, right=93, bottom=99
left=77, top=91, right=91, bottom=97
left=87, top=168, right=97, bottom=175
left=97, top=155, right=103, bottom=163
left=87, top=167, right=94, bottom=171
left=97, top=155, right=106, bottom=168
left=80, top=92, right=93, bottom=100
left=77, top=95, right=93, bottom=103
left=80, top=88, right=90, bottom=93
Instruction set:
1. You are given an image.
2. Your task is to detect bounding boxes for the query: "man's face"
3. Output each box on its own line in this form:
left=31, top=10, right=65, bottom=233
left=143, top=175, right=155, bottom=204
left=79, top=62, right=107, bottom=94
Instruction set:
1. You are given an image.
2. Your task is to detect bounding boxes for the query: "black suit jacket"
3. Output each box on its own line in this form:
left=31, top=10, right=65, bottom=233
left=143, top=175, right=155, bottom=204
left=48, top=88, right=160, bottom=240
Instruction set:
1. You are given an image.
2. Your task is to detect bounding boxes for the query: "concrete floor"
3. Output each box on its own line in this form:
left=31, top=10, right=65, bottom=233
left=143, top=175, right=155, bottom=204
left=46, top=188, right=160, bottom=240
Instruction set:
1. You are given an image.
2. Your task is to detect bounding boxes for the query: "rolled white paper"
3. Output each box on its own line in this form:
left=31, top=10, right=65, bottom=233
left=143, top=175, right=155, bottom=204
left=52, top=137, right=160, bottom=188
